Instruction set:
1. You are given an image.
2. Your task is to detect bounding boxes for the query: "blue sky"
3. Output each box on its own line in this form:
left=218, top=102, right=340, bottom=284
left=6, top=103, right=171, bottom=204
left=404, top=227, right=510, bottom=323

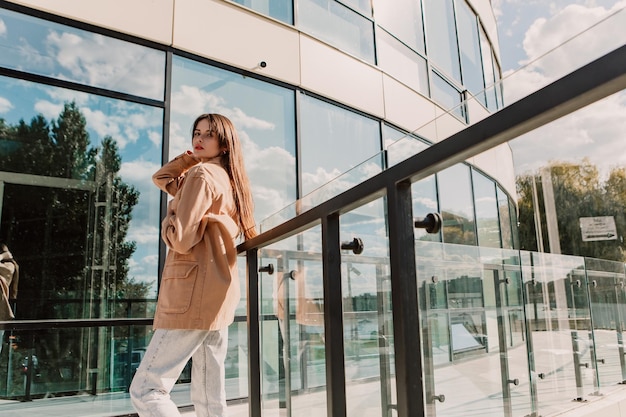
left=1, top=2, right=624, bottom=293
left=492, top=0, right=626, bottom=176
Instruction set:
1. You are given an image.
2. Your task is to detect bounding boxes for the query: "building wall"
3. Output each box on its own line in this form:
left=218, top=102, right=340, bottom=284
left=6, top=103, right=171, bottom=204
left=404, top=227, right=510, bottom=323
left=6, top=0, right=515, bottom=196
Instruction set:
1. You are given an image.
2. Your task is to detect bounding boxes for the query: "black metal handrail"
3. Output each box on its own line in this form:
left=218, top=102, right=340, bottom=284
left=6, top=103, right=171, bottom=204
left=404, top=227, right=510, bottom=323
left=238, top=45, right=626, bottom=417
left=238, top=44, right=626, bottom=254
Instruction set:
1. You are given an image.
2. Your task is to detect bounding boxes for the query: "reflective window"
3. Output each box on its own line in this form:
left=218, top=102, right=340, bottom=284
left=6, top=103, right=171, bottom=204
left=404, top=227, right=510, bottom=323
left=423, top=0, right=461, bottom=82
left=0, top=76, right=164, bottom=318
left=231, top=0, right=293, bottom=24
left=373, top=0, right=425, bottom=54
left=259, top=228, right=328, bottom=415
left=383, top=123, right=428, bottom=165
left=412, top=176, right=440, bottom=242
left=340, top=198, right=393, bottom=416
left=472, top=169, right=501, bottom=248
left=298, top=0, right=375, bottom=64
left=299, top=94, right=381, bottom=196
left=338, top=0, right=372, bottom=17
left=431, top=71, right=464, bottom=120
left=382, top=125, right=441, bottom=242
left=437, top=164, right=476, bottom=245
left=376, top=28, right=429, bottom=96
left=170, top=56, right=297, bottom=224
left=0, top=8, right=165, bottom=100
left=455, top=0, right=485, bottom=99
left=493, top=51, right=504, bottom=108
left=497, top=186, right=514, bottom=249
left=479, top=26, right=498, bottom=111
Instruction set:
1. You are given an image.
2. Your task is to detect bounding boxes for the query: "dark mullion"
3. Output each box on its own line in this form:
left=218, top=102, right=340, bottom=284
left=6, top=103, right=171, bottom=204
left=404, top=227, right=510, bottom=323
left=321, top=213, right=347, bottom=417
left=246, top=249, right=262, bottom=417
left=387, top=180, right=425, bottom=417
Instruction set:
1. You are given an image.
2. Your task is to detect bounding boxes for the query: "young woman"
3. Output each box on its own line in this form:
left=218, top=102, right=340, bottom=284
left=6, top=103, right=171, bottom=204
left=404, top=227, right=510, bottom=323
left=130, top=114, right=257, bottom=417
left=0, top=242, right=19, bottom=355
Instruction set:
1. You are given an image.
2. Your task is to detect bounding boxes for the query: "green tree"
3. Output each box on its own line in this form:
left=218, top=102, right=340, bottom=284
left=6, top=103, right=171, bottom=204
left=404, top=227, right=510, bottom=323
left=0, top=102, right=146, bottom=319
left=51, top=101, right=92, bottom=179
left=517, top=159, right=626, bottom=261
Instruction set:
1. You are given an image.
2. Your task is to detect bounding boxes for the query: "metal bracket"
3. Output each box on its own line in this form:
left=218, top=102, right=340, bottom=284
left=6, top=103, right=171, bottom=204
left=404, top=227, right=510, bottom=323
left=341, top=237, right=364, bottom=254
left=414, top=212, right=442, bottom=234
left=258, top=264, right=274, bottom=275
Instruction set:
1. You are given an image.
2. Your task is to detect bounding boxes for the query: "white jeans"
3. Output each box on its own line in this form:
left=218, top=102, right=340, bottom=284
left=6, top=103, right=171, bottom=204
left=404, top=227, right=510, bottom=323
left=130, top=328, right=228, bottom=417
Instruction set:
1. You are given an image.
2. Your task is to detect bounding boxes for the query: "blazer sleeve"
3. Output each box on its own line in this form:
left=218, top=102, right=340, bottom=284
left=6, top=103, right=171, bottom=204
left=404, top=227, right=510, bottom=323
left=161, top=170, right=215, bottom=254
left=152, top=152, right=199, bottom=196
left=9, top=260, right=18, bottom=299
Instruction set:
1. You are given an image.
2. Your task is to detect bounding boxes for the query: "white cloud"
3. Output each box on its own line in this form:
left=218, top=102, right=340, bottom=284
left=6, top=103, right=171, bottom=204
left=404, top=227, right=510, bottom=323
left=240, top=131, right=296, bottom=221
left=44, top=86, right=90, bottom=106
left=521, top=3, right=626, bottom=68
left=33, top=89, right=161, bottom=150
left=414, top=196, right=438, bottom=210
left=0, top=18, right=7, bottom=37
left=500, top=2, right=626, bottom=178
left=46, top=31, right=165, bottom=99
left=127, top=223, right=160, bottom=245
left=120, top=159, right=161, bottom=187
left=0, top=96, right=13, bottom=113
left=504, top=2, right=626, bottom=103
left=168, top=120, right=190, bottom=156
left=33, top=99, right=64, bottom=119
left=171, top=85, right=276, bottom=131
left=511, top=92, right=626, bottom=176
left=168, top=89, right=292, bottom=222
left=148, top=130, right=161, bottom=147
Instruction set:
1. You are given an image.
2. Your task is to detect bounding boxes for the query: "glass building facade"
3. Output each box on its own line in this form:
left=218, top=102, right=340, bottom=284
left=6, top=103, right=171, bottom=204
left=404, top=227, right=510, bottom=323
left=1, top=1, right=624, bottom=416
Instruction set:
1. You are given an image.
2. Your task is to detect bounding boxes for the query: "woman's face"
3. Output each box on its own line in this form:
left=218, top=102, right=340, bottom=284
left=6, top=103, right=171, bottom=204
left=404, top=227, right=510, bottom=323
left=192, top=118, right=225, bottom=160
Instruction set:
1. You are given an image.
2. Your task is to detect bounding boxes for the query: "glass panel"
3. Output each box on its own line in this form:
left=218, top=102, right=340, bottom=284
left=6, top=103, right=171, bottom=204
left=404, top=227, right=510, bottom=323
left=438, top=164, right=476, bottom=246
left=497, top=187, right=514, bottom=249
left=0, top=323, right=248, bottom=412
left=300, top=153, right=384, bottom=211
left=0, top=76, right=163, bottom=319
left=473, top=169, right=501, bottom=248
left=585, top=258, right=626, bottom=389
left=376, top=27, right=429, bottom=96
left=525, top=252, right=593, bottom=416
left=231, top=0, right=293, bottom=24
left=259, top=227, right=328, bottom=416
left=299, top=94, right=381, bottom=196
left=373, top=0, right=425, bottom=54
left=297, top=0, right=375, bottom=64
left=423, top=0, right=461, bottom=82
left=384, top=125, right=429, bottom=167
left=340, top=197, right=394, bottom=416
left=417, top=242, right=532, bottom=417
left=478, top=26, right=498, bottom=110
left=0, top=8, right=165, bottom=100
left=412, top=176, right=441, bottom=243
left=455, top=0, right=485, bottom=98
left=170, top=56, right=297, bottom=224
left=430, top=71, right=464, bottom=120
left=337, top=0, right=372, bottom=17
left=0, top=325, right=153, bottom=406
left=509, top=196, right=519, bottom=250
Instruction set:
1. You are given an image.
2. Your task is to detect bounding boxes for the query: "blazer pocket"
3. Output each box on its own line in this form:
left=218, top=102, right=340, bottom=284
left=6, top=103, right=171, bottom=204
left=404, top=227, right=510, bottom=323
left=159, top=261, right=198, bottom=313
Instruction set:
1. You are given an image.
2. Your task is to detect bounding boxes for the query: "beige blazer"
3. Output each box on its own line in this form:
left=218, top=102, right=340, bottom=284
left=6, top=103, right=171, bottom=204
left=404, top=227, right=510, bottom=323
left=0, top=250, right=18, bottom=321
left=152, top=153, right=240, bottom=330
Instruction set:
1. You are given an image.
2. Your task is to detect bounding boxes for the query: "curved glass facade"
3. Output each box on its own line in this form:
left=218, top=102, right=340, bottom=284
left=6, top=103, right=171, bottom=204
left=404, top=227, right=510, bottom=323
left=0, top=1, right=536, bottom=416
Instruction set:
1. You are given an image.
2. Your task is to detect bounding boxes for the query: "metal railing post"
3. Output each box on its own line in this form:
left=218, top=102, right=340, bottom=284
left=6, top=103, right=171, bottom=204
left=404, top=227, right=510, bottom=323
left=246, top=249, right=262, bottom=417
left=387, top=180, right=425, bottom=417
left=321, top=213, right=347, bottom=417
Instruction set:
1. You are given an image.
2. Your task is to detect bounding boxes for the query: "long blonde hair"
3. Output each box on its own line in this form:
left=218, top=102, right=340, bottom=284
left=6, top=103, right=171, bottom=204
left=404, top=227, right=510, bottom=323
left=192, top=113, right=258, bottom=240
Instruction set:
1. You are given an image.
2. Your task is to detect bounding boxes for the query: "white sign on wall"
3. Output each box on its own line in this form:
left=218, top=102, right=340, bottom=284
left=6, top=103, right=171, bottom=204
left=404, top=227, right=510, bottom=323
left=579, top=216, right=617, bottom=242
